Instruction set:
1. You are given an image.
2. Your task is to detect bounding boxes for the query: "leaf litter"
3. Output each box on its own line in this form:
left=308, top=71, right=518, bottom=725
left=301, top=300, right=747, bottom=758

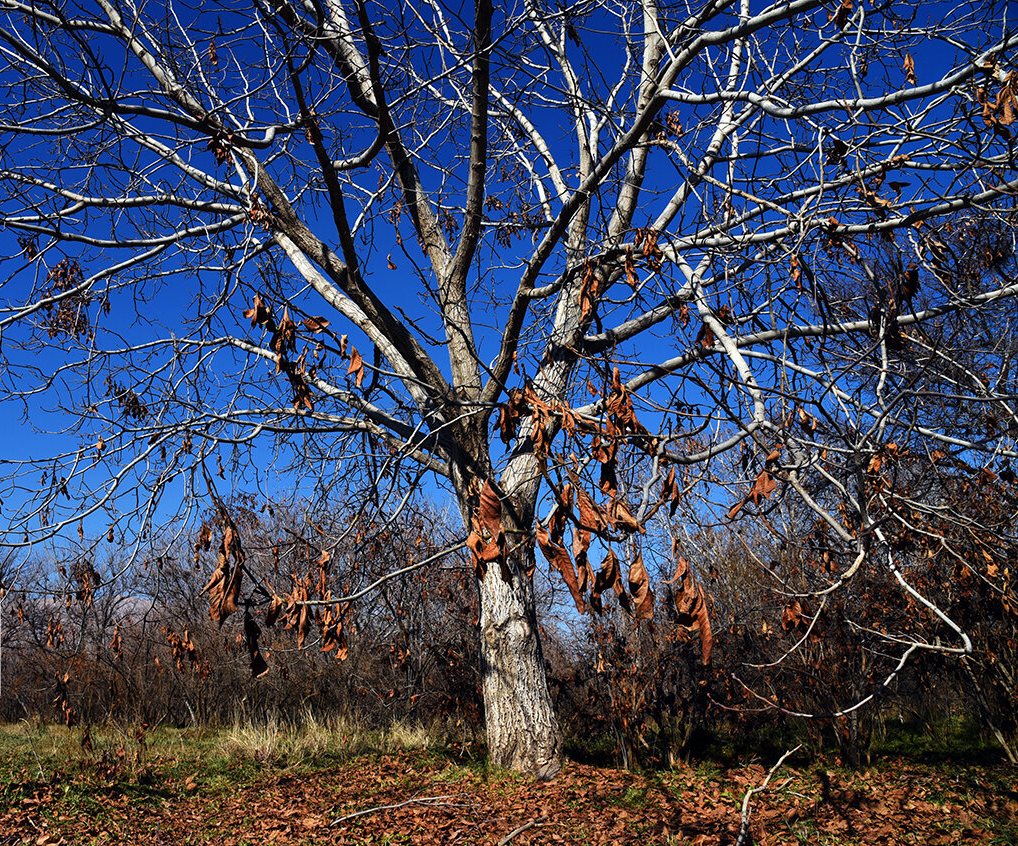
left=1, top=751, right=1013, bottom=845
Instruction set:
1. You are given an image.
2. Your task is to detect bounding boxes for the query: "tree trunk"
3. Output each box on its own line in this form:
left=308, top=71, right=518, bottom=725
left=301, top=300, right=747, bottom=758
left=477, top=538, right=562, bottom=778
left=448, top=406, right=562, bottom=778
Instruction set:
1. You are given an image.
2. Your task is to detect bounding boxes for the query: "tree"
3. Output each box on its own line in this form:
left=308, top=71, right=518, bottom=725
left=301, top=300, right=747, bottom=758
left=0, top=0, right=1016, bottom=777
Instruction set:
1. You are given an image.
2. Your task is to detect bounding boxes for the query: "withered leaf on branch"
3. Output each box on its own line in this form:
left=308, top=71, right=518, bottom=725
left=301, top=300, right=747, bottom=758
left=575, top=484, right=609, bottom=533
left=903, top=52, right=916, bottom=85
left=316, top=548, right=332, bottom=595
left=978, top=74, right=1017, bottom=130
left=548, top=482, right=572, bottom=545
left=244, top=612, right=269, bottom=678
left=666, top=552, right=713, bottom=664
left=608, top=497, right=644, bottom=534
left=573, top=522, right=593, bottom=593
left=346, top=347, right=365, bottom=387
left=536, top=525, right=585, bottom=614
left=695, top=322, right=716, bottom=349
left=578, top=260, right=599, bottom=322
left=286, top=353, right=315, bottom=411
left=833, top=0, right=852, bottom=28
left=281, top=578, right=312, bottom=648
left=781, top=600, right=810, bottom=635
left=164, top=626, right=199, bottom=673
left=476, top=480, right=502, bottom=540
left=270, top=307, right=297, bottom=368
left=660, top=465, right=681, bottom=516
left=497, top=387, right=525, bottom=444
left=243, top=294, right=273, bottom=329
left=320, top=603, right=349, bottom=660
left=202, top=511, right=245, bottom=626
left=264, top=595, right=284, bottom=628
left=466, top=480, right=505, bottom=578
left=592, top=548, right=630, bottom=614
left=624, top=250, right=639, bottom=288
left=108, top=624, right=123, bottom=658
left=790, top=253, right=802, bottom=289
left=627, top=553, right=654, bottom=620
left=599, top=455, right=618, bottom=496
left=605, top=367, right=649, bottom=441
left=797, top=406, right=818, bottom=433
left=302, top=316, right=330, bottom=333
left=727, top=468, right=778, bottom=519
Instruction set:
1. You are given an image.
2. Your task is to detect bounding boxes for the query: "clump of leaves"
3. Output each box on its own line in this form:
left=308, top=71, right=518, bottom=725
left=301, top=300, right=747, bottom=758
left=43, top=258, right=91, bottom=339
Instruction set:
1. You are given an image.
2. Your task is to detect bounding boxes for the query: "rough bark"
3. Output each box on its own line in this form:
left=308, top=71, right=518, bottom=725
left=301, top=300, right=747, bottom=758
left=478, top=539, right=562, bottom=779
left=453, top=431, right=562, bottom=778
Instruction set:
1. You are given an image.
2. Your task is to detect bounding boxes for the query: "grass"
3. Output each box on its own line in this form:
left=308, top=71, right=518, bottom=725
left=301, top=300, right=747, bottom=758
left=0, top=712, right=457, bottom=815
left=871, top=716, right=1006, bottom=764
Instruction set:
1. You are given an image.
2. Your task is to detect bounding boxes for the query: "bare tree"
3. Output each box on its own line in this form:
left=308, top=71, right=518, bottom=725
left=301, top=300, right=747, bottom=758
left=0, top=0, right=1015, bottom=776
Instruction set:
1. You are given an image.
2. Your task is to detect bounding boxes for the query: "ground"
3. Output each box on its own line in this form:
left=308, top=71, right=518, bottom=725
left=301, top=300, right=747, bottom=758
left=0, top=725, right=1013, bottom=845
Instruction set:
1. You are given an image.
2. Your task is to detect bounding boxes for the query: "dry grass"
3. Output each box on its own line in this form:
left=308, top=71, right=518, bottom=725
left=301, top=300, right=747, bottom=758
left=216, top=710, right=448, bottom=765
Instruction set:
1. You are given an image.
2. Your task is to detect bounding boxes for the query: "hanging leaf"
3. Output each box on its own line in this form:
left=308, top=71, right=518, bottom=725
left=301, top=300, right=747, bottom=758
left=790, top=253, right=802, bottom=290
left=243, top=294, right=273, bottom=329
left=624, top=250, right=639, bottom=288
left=202, top=510, right=244, bottom=626
left=592, top=549, right=630, bottom=614
left=797, top=406, right=818, bottom=434
left=347, top=347, right=365, bottom=387
left=320, top=604, right=349, bottom=660
left=666, top=551, right=712, bottom=663
left=466, top=480, right=504, bottom=579
left=264, top=596, right=284, bottom=628
left=575, top=484, right=609, bottom=533
left=627, top=553, right=654, bottom=620
left=302, top=316, right=330, bottom=333
left=476, top=480, right=502, bottom=540
left=727, top=468, right=778, bottom=519
left=270, top=307, right=297, bottom=370
left=244, top=612, right=269, bottom=678
left=781, top=600, right=810, bottom=634
left=536, top=526, right=585, bottom=613
left=695, top=322, right=716, bottom=349
left=578, top=260, right=599, bottom=322
left=833, top=0, right=852, bottom=28
left=281, top=580, right=312, bottom=648
left=661, top=465, right=681, bottom=516
left=599, top=455, right=618, bottom=495
left=903, top=52, right=916, bottom=85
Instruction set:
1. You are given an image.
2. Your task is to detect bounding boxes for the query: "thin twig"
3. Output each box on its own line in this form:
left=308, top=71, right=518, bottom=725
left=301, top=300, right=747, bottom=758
left=734, top=745, right=802, bottom=846
left=329, top=793, right=463, bottom=827
left=497, top=815, right=548, bottom=846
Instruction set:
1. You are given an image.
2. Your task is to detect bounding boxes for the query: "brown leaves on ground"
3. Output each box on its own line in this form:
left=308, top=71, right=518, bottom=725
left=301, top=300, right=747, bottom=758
left=3, top=752, right=1011, bottom=845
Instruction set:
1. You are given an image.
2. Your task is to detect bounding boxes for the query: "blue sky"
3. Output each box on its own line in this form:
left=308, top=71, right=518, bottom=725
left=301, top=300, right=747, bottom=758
left=0, top=0, right=1013, bottom=590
